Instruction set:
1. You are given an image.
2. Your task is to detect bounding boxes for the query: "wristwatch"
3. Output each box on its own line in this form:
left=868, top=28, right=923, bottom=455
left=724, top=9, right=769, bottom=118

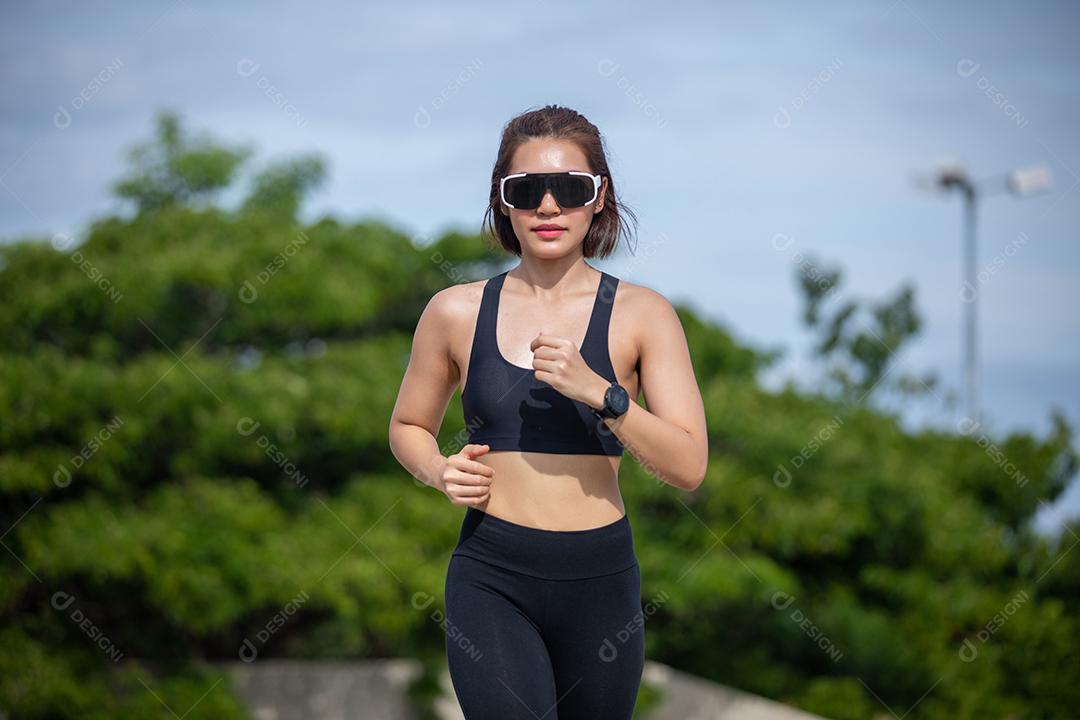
left=592, top=381, right=630, bottom=420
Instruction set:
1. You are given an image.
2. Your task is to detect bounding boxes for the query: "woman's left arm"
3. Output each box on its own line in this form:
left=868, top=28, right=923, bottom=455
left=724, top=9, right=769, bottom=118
left=594, top=287, right=708, bottom=490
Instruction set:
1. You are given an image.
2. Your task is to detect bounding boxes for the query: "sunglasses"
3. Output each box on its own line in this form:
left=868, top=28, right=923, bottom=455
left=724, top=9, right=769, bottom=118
left=499, top=171, right=602, bottom=210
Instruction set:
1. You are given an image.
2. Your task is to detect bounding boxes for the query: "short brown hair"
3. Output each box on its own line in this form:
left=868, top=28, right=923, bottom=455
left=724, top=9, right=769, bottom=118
left=481, top=105, right=638, bottom=259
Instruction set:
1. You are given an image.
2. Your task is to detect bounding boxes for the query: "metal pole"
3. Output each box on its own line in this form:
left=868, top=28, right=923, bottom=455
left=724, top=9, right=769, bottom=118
left=963, top=185, right=979, bottom=424
left=928, top=162, right=1049, bottom=426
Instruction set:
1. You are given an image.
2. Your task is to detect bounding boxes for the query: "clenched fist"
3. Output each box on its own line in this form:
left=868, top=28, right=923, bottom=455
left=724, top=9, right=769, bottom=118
left=440, top=444, right=494, bottom=507
left=529, top=332, right=609, bottom=409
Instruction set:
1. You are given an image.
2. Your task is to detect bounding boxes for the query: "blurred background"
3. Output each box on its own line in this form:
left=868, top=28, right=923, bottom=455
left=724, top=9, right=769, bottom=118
left=1, top=1, right=1077, bottom=718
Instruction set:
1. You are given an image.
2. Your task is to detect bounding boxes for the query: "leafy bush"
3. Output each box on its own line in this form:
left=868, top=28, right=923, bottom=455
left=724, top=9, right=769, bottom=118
left=1, top=111, right=1076, bottom=719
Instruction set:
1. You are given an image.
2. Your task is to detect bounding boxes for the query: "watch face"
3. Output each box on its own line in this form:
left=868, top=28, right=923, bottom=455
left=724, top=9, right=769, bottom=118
left=607, top=384, right=630, bottom=414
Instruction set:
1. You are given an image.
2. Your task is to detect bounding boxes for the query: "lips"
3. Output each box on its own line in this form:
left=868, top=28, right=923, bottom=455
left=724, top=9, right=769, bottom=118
left=534, top=226, right=565, bottom=238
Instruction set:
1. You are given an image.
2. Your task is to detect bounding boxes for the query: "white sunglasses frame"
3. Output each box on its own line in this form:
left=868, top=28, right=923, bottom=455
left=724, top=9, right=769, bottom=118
left=499, top=171, right=602, bottom=209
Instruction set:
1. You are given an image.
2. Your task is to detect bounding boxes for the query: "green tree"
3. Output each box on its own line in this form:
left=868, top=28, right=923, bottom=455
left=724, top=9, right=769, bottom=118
left=1, top=111, right=1077, bottom=720
left=240, top=156, right=327, bottom=220
left=797, top=254, right=942, bottom=406
left=113, top=109, right=252, bottom=214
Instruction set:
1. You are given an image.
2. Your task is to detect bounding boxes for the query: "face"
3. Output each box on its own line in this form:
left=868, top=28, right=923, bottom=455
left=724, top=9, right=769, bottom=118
left=500, top=138, right=608, bottom=258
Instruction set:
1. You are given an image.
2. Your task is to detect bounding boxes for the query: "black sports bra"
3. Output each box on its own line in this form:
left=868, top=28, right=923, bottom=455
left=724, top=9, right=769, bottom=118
left=460, top=269, right=625, bottom=456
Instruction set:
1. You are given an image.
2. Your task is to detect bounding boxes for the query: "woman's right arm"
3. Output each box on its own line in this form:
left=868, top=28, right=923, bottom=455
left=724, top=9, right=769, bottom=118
left=388, top=287, right=493, bottom=504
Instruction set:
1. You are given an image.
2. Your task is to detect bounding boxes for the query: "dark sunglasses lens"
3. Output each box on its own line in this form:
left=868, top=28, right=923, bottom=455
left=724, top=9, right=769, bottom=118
left=504, top=174, right=594, bottom=209
left=550, top=175, right=593, bottom=207
left=504, top=176, right=543, bottom=209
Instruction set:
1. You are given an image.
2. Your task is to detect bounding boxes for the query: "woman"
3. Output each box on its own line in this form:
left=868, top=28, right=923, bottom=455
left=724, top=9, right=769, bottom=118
left=388, top=104, right=708, bottom=720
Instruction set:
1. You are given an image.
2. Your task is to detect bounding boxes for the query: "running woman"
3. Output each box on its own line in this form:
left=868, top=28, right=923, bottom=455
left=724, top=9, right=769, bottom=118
left=389, top=104, right=708, bottom=720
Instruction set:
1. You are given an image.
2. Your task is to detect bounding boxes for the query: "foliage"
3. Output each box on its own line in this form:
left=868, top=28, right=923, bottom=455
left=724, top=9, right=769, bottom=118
left=240, top=156, right=328, bottom=220
left=112, top=110, right=253, bottom=215
left=0, top=113, right=1077, bottom=719
left=797, top=254, right=942, bottom=405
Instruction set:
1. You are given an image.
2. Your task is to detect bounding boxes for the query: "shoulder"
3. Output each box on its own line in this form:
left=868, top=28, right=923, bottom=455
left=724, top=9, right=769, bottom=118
left=422, top=277, right=488, bottom=326
left=612, top=276, right=677, bottom=319
left=609, top=277, right=684, bottom=355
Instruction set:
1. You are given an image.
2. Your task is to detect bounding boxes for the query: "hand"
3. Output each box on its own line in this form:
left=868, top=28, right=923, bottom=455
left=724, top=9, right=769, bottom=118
left=440, top=444, right=494, bottom=507
left=529, top=332, right=610, bottom=408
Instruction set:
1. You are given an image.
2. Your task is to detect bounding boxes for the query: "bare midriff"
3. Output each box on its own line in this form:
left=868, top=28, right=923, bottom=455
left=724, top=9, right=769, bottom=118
left=472, top=451, right=626, bottom=531
left=452, top=273, right=640, bottom=532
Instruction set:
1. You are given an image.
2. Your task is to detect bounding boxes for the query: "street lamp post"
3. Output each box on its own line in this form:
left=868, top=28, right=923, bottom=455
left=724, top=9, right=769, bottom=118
left=928, top=161, right=1052, bottom=425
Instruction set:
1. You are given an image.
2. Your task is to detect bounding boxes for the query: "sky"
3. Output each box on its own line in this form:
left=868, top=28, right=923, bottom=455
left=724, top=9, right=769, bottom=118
left=1, top=0, right=1078, bottom=531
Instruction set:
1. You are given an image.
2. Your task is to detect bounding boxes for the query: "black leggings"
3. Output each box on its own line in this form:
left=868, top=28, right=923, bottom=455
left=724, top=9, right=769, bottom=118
left=444, top=506, right=645, bottom=720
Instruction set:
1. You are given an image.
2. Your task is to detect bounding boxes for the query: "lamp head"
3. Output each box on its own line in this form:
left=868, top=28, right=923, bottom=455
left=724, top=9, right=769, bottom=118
left=1007, top=165, right=1053, bottom=196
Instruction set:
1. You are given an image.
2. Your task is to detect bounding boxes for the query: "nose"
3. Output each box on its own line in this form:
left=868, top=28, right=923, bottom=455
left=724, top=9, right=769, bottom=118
left=537, top=188, right=561, bottom=214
